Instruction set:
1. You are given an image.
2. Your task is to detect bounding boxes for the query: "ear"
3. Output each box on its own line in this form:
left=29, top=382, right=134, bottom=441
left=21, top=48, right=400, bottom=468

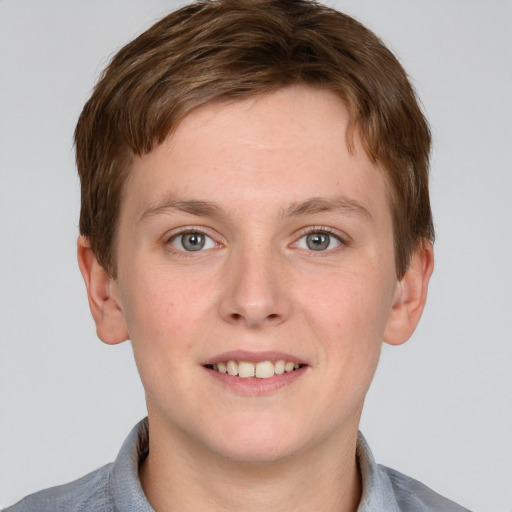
left=383, top=241, right=434, bottom=346
left=77, top=236, right=129, bottom=345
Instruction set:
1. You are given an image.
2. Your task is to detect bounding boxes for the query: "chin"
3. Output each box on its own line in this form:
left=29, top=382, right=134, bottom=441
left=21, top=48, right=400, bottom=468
left=215, top=439, right=297, bottom=465
left=203, top=417, right=310, bottom=464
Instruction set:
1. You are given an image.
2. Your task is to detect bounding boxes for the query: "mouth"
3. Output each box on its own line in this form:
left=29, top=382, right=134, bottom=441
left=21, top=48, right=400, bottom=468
left=204, top=360, right=306, bottom=379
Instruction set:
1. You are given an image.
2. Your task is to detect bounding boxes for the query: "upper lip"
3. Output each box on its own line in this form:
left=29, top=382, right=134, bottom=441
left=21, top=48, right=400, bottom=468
left=203, top=350, right=308, bottom=366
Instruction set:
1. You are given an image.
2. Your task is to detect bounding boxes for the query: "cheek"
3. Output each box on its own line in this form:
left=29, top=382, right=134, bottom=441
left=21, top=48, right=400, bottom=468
left=305, top=270, right=392, bottom=334
left=120, top=277, right=198, bottom=397
left=119, top=266, right=217, bottom=351
left=298, top=267, right=394, bottom=375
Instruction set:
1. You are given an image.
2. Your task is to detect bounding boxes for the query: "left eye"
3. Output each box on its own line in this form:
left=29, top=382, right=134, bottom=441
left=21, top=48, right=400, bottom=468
left=170, top=232, right=216, bottom=252
left=295, top=232, right=342, bottom=252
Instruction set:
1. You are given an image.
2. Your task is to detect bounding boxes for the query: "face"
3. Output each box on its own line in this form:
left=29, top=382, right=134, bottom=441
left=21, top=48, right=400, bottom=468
left=111, top=87, right=403, bottom=462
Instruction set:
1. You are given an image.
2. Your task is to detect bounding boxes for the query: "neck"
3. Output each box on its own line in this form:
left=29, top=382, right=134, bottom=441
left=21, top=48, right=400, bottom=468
left=140, top=416, right=362, bottom=512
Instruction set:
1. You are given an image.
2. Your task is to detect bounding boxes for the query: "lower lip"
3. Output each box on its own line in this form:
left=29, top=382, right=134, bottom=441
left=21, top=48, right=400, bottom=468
left=204, top=366, right=307, bottom=395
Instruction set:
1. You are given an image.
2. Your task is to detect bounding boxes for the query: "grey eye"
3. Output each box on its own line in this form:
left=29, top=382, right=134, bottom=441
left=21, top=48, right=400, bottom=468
left=295, top=232, right=342, bottom=252
left=182, top=233, right=205, bottom=251
left=306, top=233, right=331, bottom=251
left=171, top=232, right=215, bottom=251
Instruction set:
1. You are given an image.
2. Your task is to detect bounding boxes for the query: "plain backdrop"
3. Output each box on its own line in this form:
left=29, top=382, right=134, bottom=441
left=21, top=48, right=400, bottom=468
left=1, top=1, right=511, bottom=511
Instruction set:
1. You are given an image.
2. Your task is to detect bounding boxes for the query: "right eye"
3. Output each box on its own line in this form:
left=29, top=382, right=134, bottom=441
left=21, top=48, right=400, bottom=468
left=169, top=231, right=216, bottom=252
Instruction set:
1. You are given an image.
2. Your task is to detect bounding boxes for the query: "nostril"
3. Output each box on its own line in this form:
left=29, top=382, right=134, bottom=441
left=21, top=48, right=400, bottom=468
left=223, top=307, right=284, bottom=327
left=228, top=312, right=281, bottom=323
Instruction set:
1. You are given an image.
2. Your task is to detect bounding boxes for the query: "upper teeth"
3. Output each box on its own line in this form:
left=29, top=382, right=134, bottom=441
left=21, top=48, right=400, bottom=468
left=212, top=360, right=300, bottom=379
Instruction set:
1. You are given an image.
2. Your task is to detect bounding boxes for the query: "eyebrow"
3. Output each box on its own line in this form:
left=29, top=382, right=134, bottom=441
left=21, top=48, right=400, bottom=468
left=283, top=196, right=372, bottom=220
left=139, top=195, right=372, bottom=222
left=139, top=198, right=223, bottom=222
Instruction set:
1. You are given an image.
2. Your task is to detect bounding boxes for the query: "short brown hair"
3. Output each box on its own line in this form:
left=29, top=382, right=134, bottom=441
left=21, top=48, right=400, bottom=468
left=75, top=0, right=434, bottom=278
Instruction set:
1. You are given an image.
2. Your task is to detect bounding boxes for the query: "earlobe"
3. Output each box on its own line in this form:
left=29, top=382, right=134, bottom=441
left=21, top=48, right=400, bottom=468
left=77, top=236, right=129, bottom=345
left=383, top=241, right=434, bottom=346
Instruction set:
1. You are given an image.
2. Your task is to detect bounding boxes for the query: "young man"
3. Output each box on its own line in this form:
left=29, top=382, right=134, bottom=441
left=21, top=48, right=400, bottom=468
left=5, top=1, right=470, bottom=510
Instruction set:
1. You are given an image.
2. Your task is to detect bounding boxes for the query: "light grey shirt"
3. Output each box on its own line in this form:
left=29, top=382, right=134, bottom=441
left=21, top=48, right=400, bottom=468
left=4, top=418, right=471, bottom=511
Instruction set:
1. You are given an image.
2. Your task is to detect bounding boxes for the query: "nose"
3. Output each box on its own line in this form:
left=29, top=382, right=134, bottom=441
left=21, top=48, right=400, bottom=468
left=218, top=244, right=291, bottom=328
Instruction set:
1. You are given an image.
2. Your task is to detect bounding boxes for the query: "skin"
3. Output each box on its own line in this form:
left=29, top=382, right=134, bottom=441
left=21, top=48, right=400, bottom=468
left=78, top=86, right=433, bottom=512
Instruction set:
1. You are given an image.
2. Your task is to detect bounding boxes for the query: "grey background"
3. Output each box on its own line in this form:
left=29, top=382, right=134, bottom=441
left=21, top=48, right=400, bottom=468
left=1, top=1, right=511, bottom=510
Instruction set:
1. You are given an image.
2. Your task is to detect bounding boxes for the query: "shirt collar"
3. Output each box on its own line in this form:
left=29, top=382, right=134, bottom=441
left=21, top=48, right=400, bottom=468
left=356, top=431, right=401, bottom=511
left=111, top=418, right=153, bottom=511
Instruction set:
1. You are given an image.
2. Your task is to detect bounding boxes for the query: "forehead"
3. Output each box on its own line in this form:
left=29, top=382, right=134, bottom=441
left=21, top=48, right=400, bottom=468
left=123, top=86, right=390, bottom=225
left=168, top=87, right=355, bottom=170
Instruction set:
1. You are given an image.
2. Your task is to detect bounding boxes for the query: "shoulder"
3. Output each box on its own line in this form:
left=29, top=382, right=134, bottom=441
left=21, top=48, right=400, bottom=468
left=4, top=419, right=151, bottom=512
left=3, top=463, right=115, bottom=512
left=356, top=432, right=472, bottom=511
left=379, top=465, right=472, bottom=512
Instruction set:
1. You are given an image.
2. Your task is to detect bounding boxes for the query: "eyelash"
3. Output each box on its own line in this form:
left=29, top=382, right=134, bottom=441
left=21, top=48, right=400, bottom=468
left=165, top=226, right=348, bottom=255
left=166, top=228, right=220, bottom=255
left=292, top=226, right=347, bottom=254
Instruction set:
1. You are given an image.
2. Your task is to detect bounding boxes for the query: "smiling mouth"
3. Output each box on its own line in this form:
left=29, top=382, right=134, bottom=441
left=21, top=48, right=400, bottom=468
left=204, top=360, right=305, bottom=379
